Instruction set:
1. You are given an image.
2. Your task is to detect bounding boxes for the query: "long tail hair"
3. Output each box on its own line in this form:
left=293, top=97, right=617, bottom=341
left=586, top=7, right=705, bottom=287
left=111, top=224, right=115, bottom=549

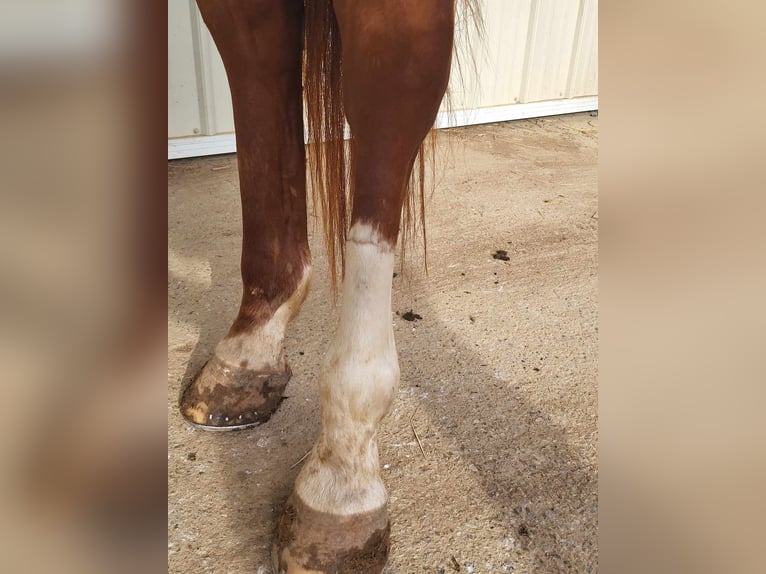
left=303, top=0, right=483, bottom=290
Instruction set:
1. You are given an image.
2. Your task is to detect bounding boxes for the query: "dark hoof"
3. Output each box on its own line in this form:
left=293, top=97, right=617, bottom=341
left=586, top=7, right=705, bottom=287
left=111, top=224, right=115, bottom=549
left=179, top=356, right=290, bottom=430
left=273, top=494, right=390, bottom=574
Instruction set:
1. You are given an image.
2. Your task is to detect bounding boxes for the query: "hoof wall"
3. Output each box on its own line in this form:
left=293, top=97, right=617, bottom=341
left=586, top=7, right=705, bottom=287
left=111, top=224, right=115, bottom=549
left=179, top=356, right=290, bottom=430
left=273, top=495, right=390, bottom=574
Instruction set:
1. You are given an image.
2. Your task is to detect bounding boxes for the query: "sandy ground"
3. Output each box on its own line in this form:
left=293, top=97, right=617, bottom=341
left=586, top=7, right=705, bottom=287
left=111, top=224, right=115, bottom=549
left=168, top=112, right=598, bottom=573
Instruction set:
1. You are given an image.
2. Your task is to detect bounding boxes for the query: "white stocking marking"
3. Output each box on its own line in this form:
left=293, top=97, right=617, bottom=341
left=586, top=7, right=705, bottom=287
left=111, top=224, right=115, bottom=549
left=296, top=223, right=399, bottom=515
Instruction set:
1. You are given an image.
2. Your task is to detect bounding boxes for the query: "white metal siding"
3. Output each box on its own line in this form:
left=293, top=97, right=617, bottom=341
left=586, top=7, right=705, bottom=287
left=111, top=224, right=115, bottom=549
left=447, top=0, right=533, bottom=110
left=168, top=0, right=598, bottom=158
left=522, top=0, right=582, bottom=102
left=566, top=0, right=598, bottom=98
left=167, top=0, right=201, bottom=138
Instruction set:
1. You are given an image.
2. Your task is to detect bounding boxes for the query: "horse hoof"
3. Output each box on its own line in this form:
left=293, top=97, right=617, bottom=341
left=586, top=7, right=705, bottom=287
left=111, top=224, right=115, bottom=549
left=179, top=356, right=290, bottom=430
left=273, top=494, right=390, bottom=574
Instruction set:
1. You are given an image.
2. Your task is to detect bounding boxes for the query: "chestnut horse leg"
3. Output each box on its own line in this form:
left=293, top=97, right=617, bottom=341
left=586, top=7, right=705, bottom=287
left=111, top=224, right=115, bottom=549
left=180, top=0, right=310, bottom=430
left=274, top=1, right=455, bottom=571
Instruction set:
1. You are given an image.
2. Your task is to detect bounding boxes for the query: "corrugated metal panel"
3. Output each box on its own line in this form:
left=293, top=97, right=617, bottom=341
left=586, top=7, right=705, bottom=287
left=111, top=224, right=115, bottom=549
left=566, top=0, right=598, bottom=98
left=447, top=0, right=532, bottom=111
left=168, top=0, right=598, bottom=156
left=167, top=0, right=201, bottom=138
left=521, top=0, right=581, bottom=102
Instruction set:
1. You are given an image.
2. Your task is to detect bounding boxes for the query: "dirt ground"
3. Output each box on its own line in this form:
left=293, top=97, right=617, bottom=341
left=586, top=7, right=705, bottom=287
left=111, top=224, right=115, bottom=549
left=168, top=112, right=598, bottom=573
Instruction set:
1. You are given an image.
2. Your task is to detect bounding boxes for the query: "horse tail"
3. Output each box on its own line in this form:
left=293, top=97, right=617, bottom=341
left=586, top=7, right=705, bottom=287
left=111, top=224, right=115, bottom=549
left=303, top=0, right=346, bottom=291
left=303, top=0, right=483, bottom=290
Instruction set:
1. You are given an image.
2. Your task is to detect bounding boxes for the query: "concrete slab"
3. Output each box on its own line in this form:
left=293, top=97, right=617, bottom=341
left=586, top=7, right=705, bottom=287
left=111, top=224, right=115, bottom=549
left=168, top=112, right=598, bottom=573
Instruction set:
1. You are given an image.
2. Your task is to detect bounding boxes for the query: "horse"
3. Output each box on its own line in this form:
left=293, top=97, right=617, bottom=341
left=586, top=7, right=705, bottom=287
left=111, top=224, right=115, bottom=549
left=178, top=1, right=477, bottom=571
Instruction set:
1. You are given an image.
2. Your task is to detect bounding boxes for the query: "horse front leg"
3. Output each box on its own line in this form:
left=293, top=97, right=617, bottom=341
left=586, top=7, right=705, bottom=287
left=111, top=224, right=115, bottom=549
left=274, top=1, right=455, bottom=571
left=180, top=0, right=310, bottom=430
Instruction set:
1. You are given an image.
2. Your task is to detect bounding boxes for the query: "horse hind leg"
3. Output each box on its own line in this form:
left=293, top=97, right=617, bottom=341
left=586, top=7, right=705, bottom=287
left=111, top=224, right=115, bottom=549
left=180, top=0, right=310, bottom=430
left=274, top=0, right=455, bottom=571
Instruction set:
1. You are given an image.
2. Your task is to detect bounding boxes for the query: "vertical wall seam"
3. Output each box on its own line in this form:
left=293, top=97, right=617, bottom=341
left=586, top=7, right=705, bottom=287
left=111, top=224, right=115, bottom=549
left=188, top=0, right=216, bottom=135
left=519, top=0, right=539, bottom=104
left=566, top=0, right=586, bottom=99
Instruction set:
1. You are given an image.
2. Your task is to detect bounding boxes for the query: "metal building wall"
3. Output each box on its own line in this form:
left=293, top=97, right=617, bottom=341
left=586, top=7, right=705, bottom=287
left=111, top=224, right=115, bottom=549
left=168, top=0, right=597, bottom=159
